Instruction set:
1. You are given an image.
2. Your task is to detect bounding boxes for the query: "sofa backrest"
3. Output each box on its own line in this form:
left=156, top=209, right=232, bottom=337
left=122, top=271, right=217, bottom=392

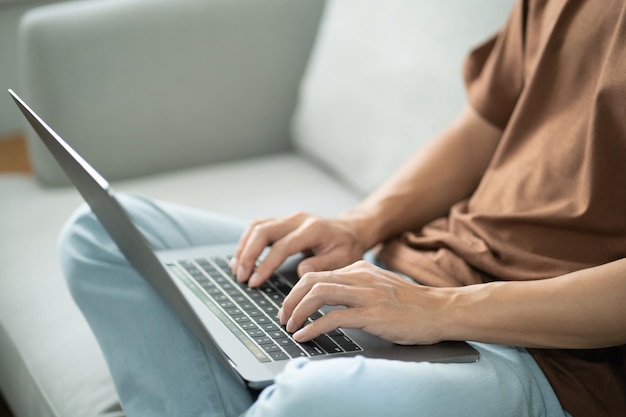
left=292, top=0, right=514, bottom=195
left=19, top=0, right=324, bottom=187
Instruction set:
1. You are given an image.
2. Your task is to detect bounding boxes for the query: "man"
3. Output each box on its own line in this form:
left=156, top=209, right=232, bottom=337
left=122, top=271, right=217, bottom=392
left=60, top=0, right=626, bottom=415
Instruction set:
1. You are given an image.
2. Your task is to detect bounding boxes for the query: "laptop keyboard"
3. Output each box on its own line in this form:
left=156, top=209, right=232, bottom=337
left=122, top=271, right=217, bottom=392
left=168, top=255, right=362, bottom=363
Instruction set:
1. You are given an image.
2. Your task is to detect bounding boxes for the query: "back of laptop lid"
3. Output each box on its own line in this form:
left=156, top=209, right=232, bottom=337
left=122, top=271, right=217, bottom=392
left=9, top=89, right=244, bottom=385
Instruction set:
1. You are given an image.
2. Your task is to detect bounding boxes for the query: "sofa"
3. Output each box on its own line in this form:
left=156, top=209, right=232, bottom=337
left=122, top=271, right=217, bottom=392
left=0, top=0, right=66, bottom=137
left=0, top=0, right=512, bottom=415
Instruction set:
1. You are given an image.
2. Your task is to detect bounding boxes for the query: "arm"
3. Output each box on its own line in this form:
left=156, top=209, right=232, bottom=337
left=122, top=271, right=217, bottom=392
left=341, top=105, right=502, bottom=249
left=444, top=257, right=626, bottom=348
left=281, top=258, right=626, bottom=349
left=233, top=106, right=502, bottom=285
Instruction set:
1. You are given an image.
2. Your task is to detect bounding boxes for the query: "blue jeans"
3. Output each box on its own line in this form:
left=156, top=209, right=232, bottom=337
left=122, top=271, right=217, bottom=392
left=59, top=194, right=570, bottom=417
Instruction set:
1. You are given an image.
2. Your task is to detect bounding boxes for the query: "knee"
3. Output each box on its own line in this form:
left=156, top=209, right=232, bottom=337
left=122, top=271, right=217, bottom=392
left=251, top=357, right=375, bottom=417
left=58, top=193, right=152, bottom=277
left=58, top=203, right=122, bottom=298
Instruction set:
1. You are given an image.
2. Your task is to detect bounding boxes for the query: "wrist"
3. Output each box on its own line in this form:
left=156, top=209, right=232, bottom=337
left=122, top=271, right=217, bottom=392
left=435, top=285, right=483, bottom=343
left=337, top=208, right=386, bottom=251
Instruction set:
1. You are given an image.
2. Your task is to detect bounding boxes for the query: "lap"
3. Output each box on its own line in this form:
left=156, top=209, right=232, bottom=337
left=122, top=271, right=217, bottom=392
left=60, top=194, right=568, bottom=417
left=62, top=193, right=246, bottom=253
left=248, top=344, right=567, bottom=417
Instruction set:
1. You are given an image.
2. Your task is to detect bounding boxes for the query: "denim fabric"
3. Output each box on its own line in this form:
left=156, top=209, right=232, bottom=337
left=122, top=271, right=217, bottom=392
left=59, top=194, right=570, bottom=417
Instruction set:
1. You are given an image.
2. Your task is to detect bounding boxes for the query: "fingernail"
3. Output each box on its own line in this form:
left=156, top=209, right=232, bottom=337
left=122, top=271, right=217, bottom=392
left=293, top=329, right=305, bottom=342
left=277, top=307, right=285, bottom=324
left=229, top=257, right=238, bottom=273
left=248, top=272, right=261, bottom=287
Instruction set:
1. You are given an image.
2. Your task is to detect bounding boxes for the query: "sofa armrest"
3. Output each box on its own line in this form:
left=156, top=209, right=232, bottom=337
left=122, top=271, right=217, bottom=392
left=18, top=0, right=325, bottom=187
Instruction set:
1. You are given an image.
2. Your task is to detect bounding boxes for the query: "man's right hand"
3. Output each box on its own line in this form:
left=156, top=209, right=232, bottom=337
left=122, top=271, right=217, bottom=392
left=229, top=212, right=369, bottom=288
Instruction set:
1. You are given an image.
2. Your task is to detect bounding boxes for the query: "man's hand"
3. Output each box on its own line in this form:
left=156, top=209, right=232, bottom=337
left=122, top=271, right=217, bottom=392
left=278, top=258, right=626, bottom=350
left=229, top=212, right=369, bottom=287
left=278, top=260, right=450, bottom=346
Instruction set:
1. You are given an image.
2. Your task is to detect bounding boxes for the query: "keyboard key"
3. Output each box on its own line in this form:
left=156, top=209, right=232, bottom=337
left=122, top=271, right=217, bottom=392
left=233, top=316, right=250, bottom=324
left=272, top=280, right=293, bottom=296
left=300, top=342, right=326, bottom=356
left=261, top=344, right=282, bottom=353
left=268, top=330, right=287, bottom=340
left=329, top=333, right=361, bottom=351
left=253, top=336, right=274, bottom=345
left=283, top=345, right=307, bottom=358
left=269, top=351, right=289, bottom=361
left=225, top=308, right=243, bottom=316
left=312, top=335, right=343, bottom=354
left=331, top=334, right=355, bottom=347
left=339, top=343, right=361, bottom=352
left=217, top=300, right=235, bottom=309
left=261, top=323, right=280, bottom=332
left=276, top=338, right=296, bottom=347
left=239, top=302, right=255, bottom=311
left=247, top=309, right=264, bottom=318
left=246, top=328, right=266, bottom=338
left=263, top=306, right=279, bottom=317
left=326, top=329, right=343, bottom=337
left=253, top=316, right=272, bottom=325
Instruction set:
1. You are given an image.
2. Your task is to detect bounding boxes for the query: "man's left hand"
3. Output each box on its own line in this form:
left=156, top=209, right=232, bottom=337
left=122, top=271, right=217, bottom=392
left=278, top=261, right=449, bottom=346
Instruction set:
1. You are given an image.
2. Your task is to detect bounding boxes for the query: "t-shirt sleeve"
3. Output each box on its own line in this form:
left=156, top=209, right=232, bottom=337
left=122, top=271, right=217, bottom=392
left=463, top=0, right=526, bottom=130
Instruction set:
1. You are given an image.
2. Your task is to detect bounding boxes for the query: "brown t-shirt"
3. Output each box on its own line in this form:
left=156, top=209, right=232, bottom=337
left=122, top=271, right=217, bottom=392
left=378, top=0, right=626, bottom=415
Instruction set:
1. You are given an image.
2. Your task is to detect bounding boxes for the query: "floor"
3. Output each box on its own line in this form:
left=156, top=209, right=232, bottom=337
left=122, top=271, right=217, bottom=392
left=0, top=132, right=30, bottom=173
left=0, top=131, right=25, bottom=417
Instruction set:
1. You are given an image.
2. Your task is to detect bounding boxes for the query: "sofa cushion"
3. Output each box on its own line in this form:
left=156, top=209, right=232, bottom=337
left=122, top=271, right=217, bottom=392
left=292, top=0, right=513, bottom=195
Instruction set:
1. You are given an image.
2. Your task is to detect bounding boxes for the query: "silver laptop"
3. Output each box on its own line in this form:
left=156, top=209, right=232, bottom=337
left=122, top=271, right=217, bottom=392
left=10, top=89, right=479, bottom=389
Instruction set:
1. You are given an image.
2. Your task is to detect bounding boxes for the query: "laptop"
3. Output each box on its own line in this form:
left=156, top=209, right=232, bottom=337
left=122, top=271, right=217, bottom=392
left=9, top=89, right=479, bottom=389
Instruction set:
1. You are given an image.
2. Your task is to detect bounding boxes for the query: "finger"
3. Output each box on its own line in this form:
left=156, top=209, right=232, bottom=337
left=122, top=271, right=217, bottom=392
left=279, top=271, right=335, bottom=322
left=236, top=218, right=302, bottom=282
left=250, top=221, right=333, bottom=286
left=281, top=269, right=364, bottom=315
left=292, top=308, right=366, bottom=342
left=279, top=268, right=364, bottom=324
left=285, top=283, right=369, bottom=333
left=230, top=218, right=272, bottom=273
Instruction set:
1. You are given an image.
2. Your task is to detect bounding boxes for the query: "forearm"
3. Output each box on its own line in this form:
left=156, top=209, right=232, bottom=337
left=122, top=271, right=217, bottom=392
left=340, top=106, right=502, bottom=249
left=441, top=258, right=626, bottom=349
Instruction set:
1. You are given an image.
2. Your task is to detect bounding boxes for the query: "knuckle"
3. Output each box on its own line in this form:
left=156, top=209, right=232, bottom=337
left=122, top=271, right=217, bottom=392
left=353, top=260, right=370, bottom=269
left=309, top=282, right=326, bottom=296
left=309, top=281, right=332, bottom=299
left=342, top=260, right=369, bottom=274
left=300, top=271, right=318, bottom=285
left=288, top=211, right=309, bottom=222
left=250, top=222, right=271, bottom=240
left=302, top=216, right=324, bottom=229
left=249, top=217, right=270, bottom=229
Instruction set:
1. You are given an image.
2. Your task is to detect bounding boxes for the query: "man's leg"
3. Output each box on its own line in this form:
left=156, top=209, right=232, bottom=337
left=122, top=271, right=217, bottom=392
left=60, top=194, right=569, bottom=417
left=246, top=344, right=570, bottom=417
left=59, top=194, right=254, bottom=417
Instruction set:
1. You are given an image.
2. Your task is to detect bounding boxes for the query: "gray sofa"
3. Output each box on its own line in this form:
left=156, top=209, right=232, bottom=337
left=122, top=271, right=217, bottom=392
left=0, top=0, right=65, bottom=136
left=0, top=0, right=511, bottom=415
